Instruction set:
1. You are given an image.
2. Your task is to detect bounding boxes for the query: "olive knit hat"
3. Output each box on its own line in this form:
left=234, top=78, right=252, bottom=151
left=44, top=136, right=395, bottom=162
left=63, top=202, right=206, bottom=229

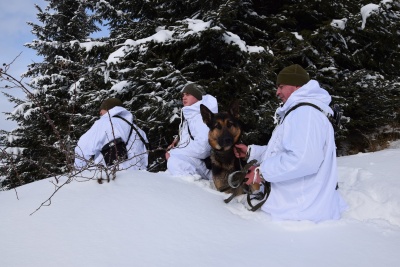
left=100, top=98, right=123, bottom=111
left=182, top=83, right=206, bottom=100
left=276, top=64, right=310, bottom=87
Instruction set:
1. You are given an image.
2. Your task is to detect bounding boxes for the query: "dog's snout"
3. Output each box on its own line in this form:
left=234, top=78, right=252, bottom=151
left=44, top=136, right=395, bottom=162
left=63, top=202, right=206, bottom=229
left=223, top=137, right=233, bottom=146
left=218, top=135, right=233, bottom=148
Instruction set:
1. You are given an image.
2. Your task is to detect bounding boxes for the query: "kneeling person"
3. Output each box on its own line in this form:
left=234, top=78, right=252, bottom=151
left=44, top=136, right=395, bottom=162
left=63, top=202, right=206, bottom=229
left=74, top=98, right=148, bottom=170
left=166, top=83, right=218, bottom=179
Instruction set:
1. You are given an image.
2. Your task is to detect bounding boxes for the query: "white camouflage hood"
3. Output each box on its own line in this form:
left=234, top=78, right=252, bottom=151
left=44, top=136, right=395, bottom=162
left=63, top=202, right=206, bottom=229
left=276, top=80, right=333, bottom=121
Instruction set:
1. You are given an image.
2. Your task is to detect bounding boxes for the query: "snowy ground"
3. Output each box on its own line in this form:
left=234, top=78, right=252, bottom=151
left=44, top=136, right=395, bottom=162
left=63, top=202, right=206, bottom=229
left=1, top=141, right=400, bottom=267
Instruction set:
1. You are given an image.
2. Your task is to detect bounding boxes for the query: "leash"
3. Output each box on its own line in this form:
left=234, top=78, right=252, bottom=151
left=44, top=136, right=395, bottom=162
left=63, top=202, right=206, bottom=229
left=224, top=159, right=271, bottom=211
left=227, top=159, right=258, bottom=188
left=222, top=159, right=257, bottom=203
left=246, top=180, right=270, bottom=212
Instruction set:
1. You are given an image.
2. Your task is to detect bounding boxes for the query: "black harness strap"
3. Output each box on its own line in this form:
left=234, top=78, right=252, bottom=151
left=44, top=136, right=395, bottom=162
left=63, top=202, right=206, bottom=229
left=113, top=115, right=150, bottom=150
left=282, top=102, right=326, bottom=122
left=182, top=114, right=194, bottom=140
left=187, top=125, right=194, bottom=140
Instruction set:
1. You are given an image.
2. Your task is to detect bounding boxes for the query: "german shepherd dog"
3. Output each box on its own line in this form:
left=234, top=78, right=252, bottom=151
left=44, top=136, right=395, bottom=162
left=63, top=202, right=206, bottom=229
left=200, top=101, right=254, bottom=193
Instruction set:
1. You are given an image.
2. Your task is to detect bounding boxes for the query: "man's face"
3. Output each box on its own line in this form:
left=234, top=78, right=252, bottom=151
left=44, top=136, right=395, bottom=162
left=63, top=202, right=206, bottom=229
left=182, top=93, right=199, bottom=106
left=276, top=84, right=299, bottom=103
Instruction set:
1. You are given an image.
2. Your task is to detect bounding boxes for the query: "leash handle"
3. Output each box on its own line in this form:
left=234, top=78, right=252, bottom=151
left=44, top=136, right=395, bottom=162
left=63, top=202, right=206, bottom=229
left=227, top=171, right=243, bottom=188
left=227, top=159, right=258, bottom=188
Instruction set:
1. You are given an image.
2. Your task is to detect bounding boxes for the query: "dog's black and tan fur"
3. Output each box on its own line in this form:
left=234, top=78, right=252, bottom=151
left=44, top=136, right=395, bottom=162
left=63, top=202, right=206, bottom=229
left=200, top=101, right=249, bottom=192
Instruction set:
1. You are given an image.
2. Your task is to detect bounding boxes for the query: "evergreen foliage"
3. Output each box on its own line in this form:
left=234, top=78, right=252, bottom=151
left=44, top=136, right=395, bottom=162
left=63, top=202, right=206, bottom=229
left=1, top=0, right=100, bottom=189
left=1, top=0, right=399, bottom=188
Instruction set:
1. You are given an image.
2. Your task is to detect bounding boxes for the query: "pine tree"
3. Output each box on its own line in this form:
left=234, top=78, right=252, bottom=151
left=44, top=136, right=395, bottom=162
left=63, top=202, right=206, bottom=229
left=2, top=0, right=400, bottom=188
left=65, top=0, right=400, bottom=169
left=0, top=0, right=99, bottom=189
left=248, top=0, right=400, bottom=153
left=87, top=0, right=277, bottom=170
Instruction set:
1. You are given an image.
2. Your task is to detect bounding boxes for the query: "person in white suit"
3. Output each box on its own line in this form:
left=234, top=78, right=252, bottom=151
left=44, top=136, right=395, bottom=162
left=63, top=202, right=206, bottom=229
left=235, top=64, right=347, bottom=222
left=166, top=83, right=218, bottom=180
left=74, top=98, right=148, bottom=170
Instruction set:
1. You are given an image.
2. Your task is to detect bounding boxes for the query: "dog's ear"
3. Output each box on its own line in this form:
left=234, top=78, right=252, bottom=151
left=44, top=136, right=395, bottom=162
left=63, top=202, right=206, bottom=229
left=229, top=100, right=240, bottom=119
left=200, top=104, right=214, bottom=127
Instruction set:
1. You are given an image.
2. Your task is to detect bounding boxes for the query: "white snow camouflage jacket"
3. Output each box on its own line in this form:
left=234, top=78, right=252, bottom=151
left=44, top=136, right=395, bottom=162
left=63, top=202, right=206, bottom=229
left=248, top=80, right=347, bottom=222
left=74, top=106, right=148, bottom=170
left=167, top=94, right=218, bottom=179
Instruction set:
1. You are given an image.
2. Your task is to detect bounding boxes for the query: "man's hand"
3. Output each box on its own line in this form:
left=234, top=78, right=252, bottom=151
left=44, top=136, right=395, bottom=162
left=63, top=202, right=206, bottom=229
left=165, top=137, right=179, bottom=160
left=245, top=165, right=262, bottom=185
left=167, top=137, right=178, bottom=151
left=234, top=144, right=248, bottom=159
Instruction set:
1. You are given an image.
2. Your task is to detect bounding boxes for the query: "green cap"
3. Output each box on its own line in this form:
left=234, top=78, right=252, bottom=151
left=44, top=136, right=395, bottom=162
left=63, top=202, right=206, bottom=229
left=100, top=98, right=123, bottom=111
left=182, top=83, right=206, bottom=100
left=277, top=64, right=310, bottom=86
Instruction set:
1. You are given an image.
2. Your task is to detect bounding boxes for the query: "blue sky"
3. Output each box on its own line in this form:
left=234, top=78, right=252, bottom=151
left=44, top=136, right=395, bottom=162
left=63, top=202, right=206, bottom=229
left=0, top=0, right=109, bottom=132
left=0, top=0, right=46, bottom=131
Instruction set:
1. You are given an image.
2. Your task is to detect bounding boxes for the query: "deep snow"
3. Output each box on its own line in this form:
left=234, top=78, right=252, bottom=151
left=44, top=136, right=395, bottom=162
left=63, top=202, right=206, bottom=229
left=1, top=141, right=400, bottom=267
